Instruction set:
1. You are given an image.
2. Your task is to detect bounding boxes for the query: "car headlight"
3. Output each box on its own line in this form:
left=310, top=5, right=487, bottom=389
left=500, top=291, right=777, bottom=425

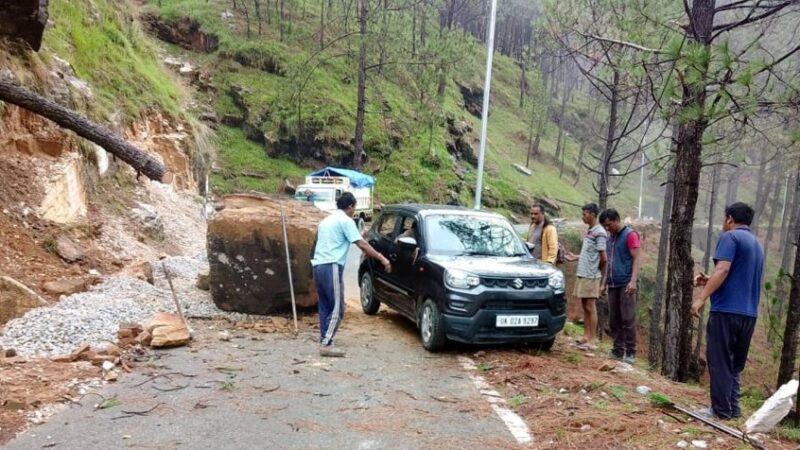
left=445, top=269, right=480, bottom=289
left=548, top=271, right=565, bottom=291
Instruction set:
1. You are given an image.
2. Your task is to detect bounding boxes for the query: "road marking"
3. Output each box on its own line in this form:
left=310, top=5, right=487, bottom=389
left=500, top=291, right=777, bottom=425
left=458, top=356, right=533, bottom=445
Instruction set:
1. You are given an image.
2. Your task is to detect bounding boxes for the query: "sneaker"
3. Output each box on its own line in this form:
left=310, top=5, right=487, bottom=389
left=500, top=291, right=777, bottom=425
left=319, top=346, right=346, bottom=357
left=694, top=407, right=718, bottom=420
left=607, top=351, right=623, bottom=361
left=622, top=355, right=636, bottom=364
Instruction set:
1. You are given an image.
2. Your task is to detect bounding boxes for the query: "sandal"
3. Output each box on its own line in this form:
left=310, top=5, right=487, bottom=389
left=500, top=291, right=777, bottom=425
left=576, top=343, right=597, bottom=351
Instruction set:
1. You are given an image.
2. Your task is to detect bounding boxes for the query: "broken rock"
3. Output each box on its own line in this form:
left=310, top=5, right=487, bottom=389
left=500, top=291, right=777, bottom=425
left=119, top=261, right=154, bottom=284
left=207, top=196, right=326, bottom=314
left=0, top=276, right=48, bottom=324
left=55, top=234, right=85, bottom=262
left=196, top=270, right=210, bottom=291
left=42, top=277, right=90, bottom=296
left=146, top=313, right=190, bottom=348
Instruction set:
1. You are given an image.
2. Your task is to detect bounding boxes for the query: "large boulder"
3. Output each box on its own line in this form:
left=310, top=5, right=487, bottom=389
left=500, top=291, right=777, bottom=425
left=207, top=195, right=326, bottom=315
left=0, top=276, right=47, bottom=324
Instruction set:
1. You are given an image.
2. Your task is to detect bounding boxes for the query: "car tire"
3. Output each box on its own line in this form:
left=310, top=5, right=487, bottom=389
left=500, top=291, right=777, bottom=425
left=360, top=271, right=380, bottom=315
left=532, top=336, right=556, bottom=352
left=420, top=298, right=446, bottom=352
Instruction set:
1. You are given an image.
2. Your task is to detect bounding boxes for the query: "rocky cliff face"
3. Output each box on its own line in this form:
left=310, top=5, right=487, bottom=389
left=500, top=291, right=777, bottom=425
left=0, top=0, right=49, bottom=51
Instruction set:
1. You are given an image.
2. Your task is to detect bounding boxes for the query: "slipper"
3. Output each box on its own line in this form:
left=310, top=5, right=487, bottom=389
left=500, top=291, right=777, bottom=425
left=576, top=343, right=597, bottom=351
left=574, top=337, right=588, bottom=345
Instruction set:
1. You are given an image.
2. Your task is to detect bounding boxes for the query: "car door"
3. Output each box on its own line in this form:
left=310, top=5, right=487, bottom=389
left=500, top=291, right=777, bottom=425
left=392, top=214, right=422, bottom=316
left=367, top=212, right=406, bottom=311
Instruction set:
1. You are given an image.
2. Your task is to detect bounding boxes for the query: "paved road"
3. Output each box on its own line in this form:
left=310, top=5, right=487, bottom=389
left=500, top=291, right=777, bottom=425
left=6, top=246, right=525, bottom=449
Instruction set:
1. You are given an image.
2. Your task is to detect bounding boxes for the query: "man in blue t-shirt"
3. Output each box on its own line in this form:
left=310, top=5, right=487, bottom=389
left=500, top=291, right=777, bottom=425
left=692, top=202, right=764, bottom=420
left=311, top=192, right=391, bottom=357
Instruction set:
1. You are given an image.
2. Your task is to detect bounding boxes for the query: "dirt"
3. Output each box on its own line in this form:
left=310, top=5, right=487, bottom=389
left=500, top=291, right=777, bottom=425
left=0, top=357, right=100, bottom=445
left=474, top=329, right=796, bottom=449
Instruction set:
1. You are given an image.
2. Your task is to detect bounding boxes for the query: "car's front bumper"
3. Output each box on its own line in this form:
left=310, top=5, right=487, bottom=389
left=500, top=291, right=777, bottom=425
left=442, top=289, right=566, bottom=344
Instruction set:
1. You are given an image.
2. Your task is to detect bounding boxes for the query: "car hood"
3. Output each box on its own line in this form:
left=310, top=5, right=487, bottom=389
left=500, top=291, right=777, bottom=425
left=427, top=255, right=558, bottom=278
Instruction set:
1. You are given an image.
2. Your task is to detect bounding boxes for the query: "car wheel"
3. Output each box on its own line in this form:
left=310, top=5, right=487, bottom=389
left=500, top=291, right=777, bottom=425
left=360, top=272, right=380, bottom=315
left=532, top=336, right=556, bottom=352
left=420, top=299, right=446, bottom=351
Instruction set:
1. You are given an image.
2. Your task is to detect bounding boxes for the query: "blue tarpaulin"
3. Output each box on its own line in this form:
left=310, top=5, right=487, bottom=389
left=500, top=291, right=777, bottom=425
left=308, top=167, right=375, bottom=187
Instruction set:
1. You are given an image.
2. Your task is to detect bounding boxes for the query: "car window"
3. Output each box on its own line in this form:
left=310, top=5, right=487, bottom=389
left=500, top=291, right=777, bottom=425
left=424, top=214, right=526, bottom=257
left=378, top=214, right=399, bottom=239
left=398, top=216, right=418, bottom=240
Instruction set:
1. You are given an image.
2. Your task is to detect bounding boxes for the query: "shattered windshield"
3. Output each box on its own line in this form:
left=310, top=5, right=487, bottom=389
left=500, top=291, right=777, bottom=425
left=424, top=214, right=527, bottom=257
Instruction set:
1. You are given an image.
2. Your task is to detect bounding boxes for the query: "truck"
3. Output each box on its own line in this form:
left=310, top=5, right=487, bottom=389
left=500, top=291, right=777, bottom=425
left=294, top=167, right=375, bottom=229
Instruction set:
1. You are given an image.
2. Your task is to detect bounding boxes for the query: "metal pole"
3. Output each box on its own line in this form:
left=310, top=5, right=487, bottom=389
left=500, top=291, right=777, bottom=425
left=280, top=202, right=299, bottom=333
left=473, top=0, right=498, bottom=210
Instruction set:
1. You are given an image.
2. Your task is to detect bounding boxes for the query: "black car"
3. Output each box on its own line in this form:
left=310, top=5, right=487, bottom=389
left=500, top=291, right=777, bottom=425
left=358, top=204, right=566, bottom=351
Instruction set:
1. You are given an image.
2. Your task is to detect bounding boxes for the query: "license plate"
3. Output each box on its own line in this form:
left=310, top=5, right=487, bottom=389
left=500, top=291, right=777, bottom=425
left=496, top=315, right=539, bottom=327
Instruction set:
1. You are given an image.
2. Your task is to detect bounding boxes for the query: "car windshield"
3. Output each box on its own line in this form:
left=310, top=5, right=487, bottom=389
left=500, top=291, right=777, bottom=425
left=294, top=189, right=335, bottom=202
left=424, top=214, right=527, bottom=257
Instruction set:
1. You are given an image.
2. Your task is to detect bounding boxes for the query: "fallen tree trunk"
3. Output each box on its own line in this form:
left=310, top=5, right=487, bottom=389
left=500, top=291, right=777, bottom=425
left=0, top=79, right=167, bottom=182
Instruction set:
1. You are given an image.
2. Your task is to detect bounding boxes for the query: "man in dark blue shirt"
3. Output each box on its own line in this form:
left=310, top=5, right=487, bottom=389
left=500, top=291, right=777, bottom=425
left=692, top=202, right=764, bottom=420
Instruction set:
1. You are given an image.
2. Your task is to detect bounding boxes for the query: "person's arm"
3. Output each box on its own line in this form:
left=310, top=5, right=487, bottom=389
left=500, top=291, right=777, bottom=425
left=599, top=250, right=608, bottom=292
left=691, top=260, right=731, bottom=316
left=343, top=218, right=392, bottom=273
left=544, top=226, right=558, bottom=264
left=355, top=239, right=392, bottom=273
left=626, top=231, right=641, bottom=295
left=627, top=247, right=640, bottom=295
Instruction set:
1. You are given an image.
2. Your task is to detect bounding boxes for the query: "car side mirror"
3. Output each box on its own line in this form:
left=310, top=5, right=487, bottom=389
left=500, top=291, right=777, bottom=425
left=525, top=241, right=535, bottom=252
left=397, top=236, right=417, bottom=250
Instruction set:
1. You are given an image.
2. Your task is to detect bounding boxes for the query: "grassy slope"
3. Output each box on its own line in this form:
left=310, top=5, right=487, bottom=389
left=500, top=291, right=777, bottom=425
left=146, top=0, right=651, bottom=218
left=41, top=0, right=183, bottom=119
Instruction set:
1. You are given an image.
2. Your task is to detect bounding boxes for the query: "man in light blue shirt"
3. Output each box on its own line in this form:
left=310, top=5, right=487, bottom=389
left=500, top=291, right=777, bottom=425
left=312, top=192, right=390, bottom=357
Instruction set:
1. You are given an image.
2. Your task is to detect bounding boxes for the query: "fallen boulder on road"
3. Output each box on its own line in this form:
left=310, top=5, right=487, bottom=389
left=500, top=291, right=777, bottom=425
left=207, top=195, right=325, bottom=315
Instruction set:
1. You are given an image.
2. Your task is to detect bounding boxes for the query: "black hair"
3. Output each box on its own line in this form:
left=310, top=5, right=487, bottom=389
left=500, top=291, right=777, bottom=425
left=531, top=204, right=551, bottom=228
left=725, top=202, right=754, bottom=225
left=599, top=208, right=620, bottom=223
left=336, top=192, right=357, bottom=210
left=582, top=203, right=599, bottom=216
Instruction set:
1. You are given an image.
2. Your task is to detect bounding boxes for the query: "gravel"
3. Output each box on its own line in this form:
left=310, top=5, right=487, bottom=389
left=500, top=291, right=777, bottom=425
left=0, top=256, right=259, bottom=358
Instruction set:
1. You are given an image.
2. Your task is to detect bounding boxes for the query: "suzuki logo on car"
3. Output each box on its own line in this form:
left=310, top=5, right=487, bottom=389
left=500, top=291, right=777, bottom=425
left=512, top=278, right=524, bottom=289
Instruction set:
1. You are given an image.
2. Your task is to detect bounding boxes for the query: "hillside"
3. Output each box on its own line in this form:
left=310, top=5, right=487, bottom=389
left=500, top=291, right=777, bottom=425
left=141, top=0, right=651, bottom=218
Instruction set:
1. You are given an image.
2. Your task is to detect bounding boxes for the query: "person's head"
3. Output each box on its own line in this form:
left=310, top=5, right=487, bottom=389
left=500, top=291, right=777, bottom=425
left=530, top=204, right=546, bottom=225
left=599, top=208, right=622, bottom=234
left=581, top=203, right=599, bottom=225
left=723, top=202, right=754, bottom=231
left=337, top=192, right=357, bottom=217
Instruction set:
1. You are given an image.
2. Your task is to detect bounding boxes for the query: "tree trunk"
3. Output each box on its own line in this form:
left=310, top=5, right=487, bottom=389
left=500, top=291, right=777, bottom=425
left=574, top=101, right=600, bottom=186
left=782, top=171, right=799, bottom=272
left=519, top=62, right=526, bottom=109
left=764, top=162, right=784, bottom=267
left=254, top=0, right=262, bottom=35
left=702, top=164, right=719, bottom=273
left=752, top=154, right=769, bottom=235
left=724, top=165, right=740, bottom=206
left=776, top=171, right=800, bottom=388
left=662, top=0, right=714, bottom=382
left=353, top=0, right=368, bottom=168
left=279, top=0, right=285, bottom=41
left=0, top=80, right=166, bottom=182
left=598, top=69, right=619, bottom=211
left=554, top=80, right=568, bottom=161
left=319, top=0, right=325, bottom=50
left=650, top=161, right=675, bottom=369
left=411, top=1, right=416, bottom=57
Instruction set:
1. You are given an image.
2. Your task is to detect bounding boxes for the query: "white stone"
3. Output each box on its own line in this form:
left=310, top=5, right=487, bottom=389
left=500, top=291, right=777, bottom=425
left=676, top=441, right=688, bottom=449
left=636, top=385, right=651, bottom=396
left=690, top=440, right=707, bottom=449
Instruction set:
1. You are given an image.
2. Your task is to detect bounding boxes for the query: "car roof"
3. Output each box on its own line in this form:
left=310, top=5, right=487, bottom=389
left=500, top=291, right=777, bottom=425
left=381, top=203, right=506, bottom=220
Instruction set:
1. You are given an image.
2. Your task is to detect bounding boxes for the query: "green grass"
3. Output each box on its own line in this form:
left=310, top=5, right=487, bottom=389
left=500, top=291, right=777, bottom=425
left=45, top=0, right=182, bottom=119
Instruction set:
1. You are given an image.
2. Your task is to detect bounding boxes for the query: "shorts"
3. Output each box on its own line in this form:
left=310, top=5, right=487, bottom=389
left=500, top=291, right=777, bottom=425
left=574, top=277, right=600, bottom=299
